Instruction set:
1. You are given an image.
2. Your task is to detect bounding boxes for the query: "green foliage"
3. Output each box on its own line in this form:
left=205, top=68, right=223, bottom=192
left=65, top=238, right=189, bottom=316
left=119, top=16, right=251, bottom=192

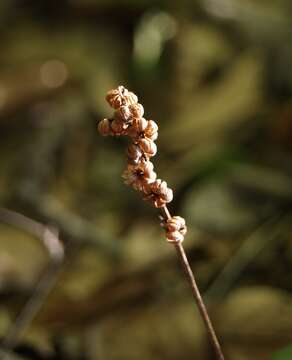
left=272, top=345, right=292, bottom=360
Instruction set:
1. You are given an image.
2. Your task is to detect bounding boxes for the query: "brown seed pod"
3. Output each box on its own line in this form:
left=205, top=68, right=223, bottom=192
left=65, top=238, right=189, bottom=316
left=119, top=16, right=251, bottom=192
left=106, top=86, right=138, bottom=109
left=111, top=118, right=127, bottom=135
left=128, top=118, right=148, bottom=138
left=118, top=105, right=132, bottom=123
left=164, top=216, right=186, bottom=232
left=144, top=120, right=158, bottom=141
left=137, top=138, right=157, bottom=158
left=134, top=117, right=148, bottom=132
left=162, top=216, right=187, bottom=243
left=126, top=143, right=144, bottom=165
left=98, top=118, right=113, bottom=136
left=151, top=180, right=173, bottom=202
left=127, top=91, right=139, bottom=105
left=166, top=231, right=184, bottom=243
left=128, top=119, right=158, bottom=141
left=106, top=86, right=127, bottom=109
left=143, top=179, right=173, bottom=208
left=129, top=103, right=144, bottom=119
left=118, top=103, right=144, bottom=124
left=122, top=161, right=156, bottom=191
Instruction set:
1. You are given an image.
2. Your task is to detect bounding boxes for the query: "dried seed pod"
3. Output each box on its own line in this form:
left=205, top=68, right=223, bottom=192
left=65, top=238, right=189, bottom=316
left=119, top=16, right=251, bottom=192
left=122, top=161, right=156, bottom=191
left=129, top=103, right=144, bottom=119
left=127, top=91, right=138, bottom=105
left=166, top=230, right=184, bottom=243
left=128, top=118, right=148, bottom=138
left=98, top=118, right=113, bottom=136
left=150, top=179, right=164, bottom=193
left=126, top=143, right=144, bottom=165
left=106, top=86, right=127, bottom=109
left=106, top=86, right=138, bottom=109
left=128, top=119, right=158, bottom=141
left=137, top=138, right=157, bottom=158
left=118, top=103, right=144, bottom=124
left=163, top=216, right=185, bottom=231
left=134, top=117, right=148, bottom=132
left=144, top=120, right=158, bottom=141
left=118, top=105, right=132, bottom=123
left=111, top=118, right=127, bottom=135
left=143, top=179, right=173, bottom=208
left=162, top=216, right=187, bottom=243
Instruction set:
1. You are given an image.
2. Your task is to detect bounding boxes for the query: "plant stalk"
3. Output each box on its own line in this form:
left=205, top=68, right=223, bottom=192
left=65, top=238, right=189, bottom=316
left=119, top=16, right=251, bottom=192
left=161, top=206, right=225, bottom=360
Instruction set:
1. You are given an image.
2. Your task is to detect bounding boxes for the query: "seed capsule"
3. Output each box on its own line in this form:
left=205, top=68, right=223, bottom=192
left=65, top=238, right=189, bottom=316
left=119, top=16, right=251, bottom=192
left=127, top=91, right=138, bottom=105
left=111, top=118, right=127, bottom=135
left=137, top=138, right=157, bottom=158
left=106, top=86, right=139, bottom=109
left=106, top=86, right=127, bottom=109
left=128, top=118, right=148, bottom=138
left=122, top=161, right=157, bottom=191
left=129, top=103, right=144, bottom=119
left=118, top=103, right=144, bottom=124
left=118, top=105, right=132, bottom=123
left=98, top=118, right=112, bottom=136
left=144, top=120, right=158, bottom=141
left=127, top=143, right=144, bottom=165
left=143, top=179, right=173, bottom=208
left=162, top=216, right=187, bottom=243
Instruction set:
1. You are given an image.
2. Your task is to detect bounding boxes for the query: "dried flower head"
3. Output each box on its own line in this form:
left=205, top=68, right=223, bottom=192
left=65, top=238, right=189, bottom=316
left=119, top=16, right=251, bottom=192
left=100, top=86, right=175, bottom=215
left=143, top=179, right=173, bottom=208
left=122, top=161, right=156, bottom=191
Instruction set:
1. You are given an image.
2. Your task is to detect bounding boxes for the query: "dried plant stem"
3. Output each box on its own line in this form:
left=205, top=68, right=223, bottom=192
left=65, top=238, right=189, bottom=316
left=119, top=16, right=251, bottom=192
left=161, top=206, right=225, bottom=360
left=99, top=86, right=224, bottom=359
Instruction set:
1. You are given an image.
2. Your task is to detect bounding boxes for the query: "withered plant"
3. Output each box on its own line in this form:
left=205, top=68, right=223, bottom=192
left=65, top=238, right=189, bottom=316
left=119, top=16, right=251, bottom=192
left=98, top=86, right=225, bottom=360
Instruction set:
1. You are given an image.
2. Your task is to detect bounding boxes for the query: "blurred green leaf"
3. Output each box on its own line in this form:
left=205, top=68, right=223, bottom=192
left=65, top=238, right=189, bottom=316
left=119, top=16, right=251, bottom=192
left=272, top=345, right=292, bottom=360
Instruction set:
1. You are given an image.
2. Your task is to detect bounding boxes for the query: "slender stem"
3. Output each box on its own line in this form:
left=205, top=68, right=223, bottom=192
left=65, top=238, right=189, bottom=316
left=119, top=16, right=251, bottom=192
left=0, top=208, right=64, bottom=357
left=1, top=260, right=63, bottom=355
left=161, top=206, right=225, bottom=360
left=0, top=208, right=64, bottom=260
left=174, top=243, right=224, bottom=360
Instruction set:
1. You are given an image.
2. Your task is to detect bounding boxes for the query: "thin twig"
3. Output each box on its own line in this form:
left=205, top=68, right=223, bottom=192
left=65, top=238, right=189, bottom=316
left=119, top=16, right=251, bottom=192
left=0, top=207, right=64, bottom=260
left=1, top=260, right=63, bottom=356
left=0, top=208, right=65, bottom=357
left=161, top=205, right=225, bottom=360
left=16, top=195, right=121, bottom=257
left=205, top=214, right=291, bottom=303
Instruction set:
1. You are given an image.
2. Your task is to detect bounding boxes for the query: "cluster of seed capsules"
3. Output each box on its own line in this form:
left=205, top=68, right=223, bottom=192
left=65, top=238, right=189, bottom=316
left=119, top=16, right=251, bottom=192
left=98, top=86, right=187, bottom=243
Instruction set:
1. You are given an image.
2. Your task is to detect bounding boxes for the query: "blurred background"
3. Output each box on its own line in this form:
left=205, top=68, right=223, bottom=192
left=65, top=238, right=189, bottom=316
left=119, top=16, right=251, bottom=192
left=1, top=0, right=292, bottom=359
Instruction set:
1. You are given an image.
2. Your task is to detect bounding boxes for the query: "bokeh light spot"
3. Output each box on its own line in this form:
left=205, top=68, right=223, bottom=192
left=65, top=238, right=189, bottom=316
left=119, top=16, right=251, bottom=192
left=40, top=60, right=68, bottom=89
